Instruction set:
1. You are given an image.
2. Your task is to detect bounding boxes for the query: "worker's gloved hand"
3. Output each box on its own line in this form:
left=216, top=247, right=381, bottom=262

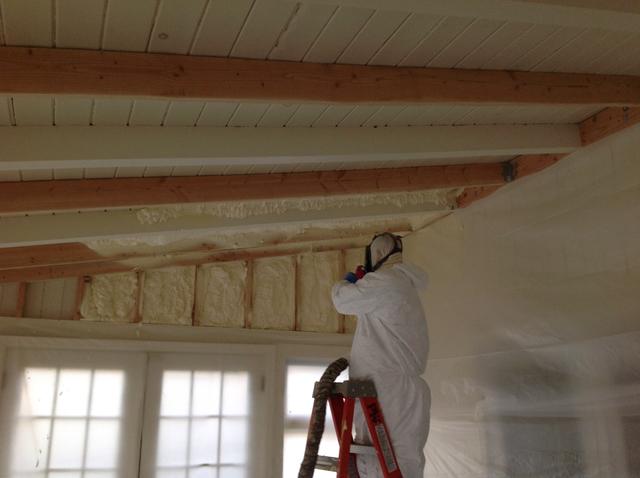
left=344, top=272, right=358, bottom=283
left=355, top=265, right=366, bottom=280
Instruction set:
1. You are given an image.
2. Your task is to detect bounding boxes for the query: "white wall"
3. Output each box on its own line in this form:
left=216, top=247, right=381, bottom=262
left=405, top=125, right=640, bottom=477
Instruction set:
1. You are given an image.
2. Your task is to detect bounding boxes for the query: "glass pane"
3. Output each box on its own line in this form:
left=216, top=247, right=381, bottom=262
left=220, top=418, right=247, bottom=464
left=286, top=364, right=346, bottom=418
left=161, top=371, right=192, bottom=417
left=190, top=418, right=219, bottom=465
left=55, top=369, right=91, bottom=417
left=49, top=473, right=82, bottom=478
left=157, top=419, right=189, bottom=467
left=10, top=418, right=50, bottom=472
left=221, top=373, right=249, bottom=416
left=91, top=371, right=124, bottom=417
left=85, top=473, right=118, bottom=478
left=219, top=466, right=246, bottom=478
left=283, top=431, right=335, bottom=478
left=189, top=467, right=216, bottom=478
left=19, top=368, right=56, bottom=416
left=85, top=419, right=120, bottom=468
left=192, top=371, right=221, bottom=417
left=157, top=470, right=187, bottom=478
left=49, top=418, right=86, bottom=468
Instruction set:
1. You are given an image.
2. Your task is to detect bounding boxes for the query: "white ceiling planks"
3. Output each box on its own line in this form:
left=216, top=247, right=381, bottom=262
left=257, top=104, right=300, bottom=127
left=55, top=0, right=106, bottom=49
left=191, top=0, right=254, bottom=57
left=230, top=0, right=299, bottom=59
left=196, top=102, right=238, bottom=127
left=92, top=98, right=133, bottom=125
left=129, top=100, right=170, bottom=126
left=148, top=0, right=208, bottom=54
left=511, top=25, right=586, bottom=71
left=227, top=103, right=270, bottom=127
left=12, top=96, right=53, bottom=125
left=102, top=0, right=157, bottom=51
left=0, top=97, right=11, bottom=125
left=0, top=0, right=53, bottom=46
left=55, top=97, right=93, bottom=126
left=163, top=101, right=204, bottom=127
left=268, top=2, right=337, bottom=61
left=454, top=21, right=531, bottom=69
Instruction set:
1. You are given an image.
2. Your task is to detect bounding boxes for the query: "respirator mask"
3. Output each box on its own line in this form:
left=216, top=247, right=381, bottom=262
left=364, top=233, right=403, bottom=273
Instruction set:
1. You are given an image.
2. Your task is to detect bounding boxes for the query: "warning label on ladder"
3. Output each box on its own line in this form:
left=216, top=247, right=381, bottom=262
left=374, top=424, right=398, bottom=473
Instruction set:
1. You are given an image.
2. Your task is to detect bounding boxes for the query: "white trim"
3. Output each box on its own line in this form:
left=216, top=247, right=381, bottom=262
left=0, top=125, right=580, bottom=171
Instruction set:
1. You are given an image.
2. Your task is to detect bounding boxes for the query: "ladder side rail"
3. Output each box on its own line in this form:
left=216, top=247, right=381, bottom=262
left=359, top=397, right=403, bottom=478
left=337, top=398, right=356, bottom=478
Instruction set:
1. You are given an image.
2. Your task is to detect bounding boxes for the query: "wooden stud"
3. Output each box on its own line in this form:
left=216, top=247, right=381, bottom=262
left=134, top=271, right=144, bottom=324
left=243, top=260, right=253, bottom=329
left=0, top=162, right=505, bottom=214
left=293, top=256, right=299, bottom=332
left=72, top=276, right=86, bottom=320
left=338, top=250, right=346, bottom=334
left=1, top=46, right=640, bottom=105
left=15, top=282, right=27, bottom=318
left=513, top=154, right=566, bottom=179
left=579, top=107, right=640, bottom=145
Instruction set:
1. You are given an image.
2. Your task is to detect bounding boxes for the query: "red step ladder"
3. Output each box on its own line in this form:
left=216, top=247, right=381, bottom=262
left=313, top=380, right=403, bottom=477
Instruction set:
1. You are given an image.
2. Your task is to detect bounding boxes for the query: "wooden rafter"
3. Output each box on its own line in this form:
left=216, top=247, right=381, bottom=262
left=0, top=163, right=503, bottom=214
left=1, top=46, right=639, bottom=105
left=579, top=107, right=640, bottom=145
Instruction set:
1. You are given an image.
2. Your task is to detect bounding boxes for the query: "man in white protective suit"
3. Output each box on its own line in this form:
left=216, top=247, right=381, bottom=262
left=331, top=233, right=431, bottom=478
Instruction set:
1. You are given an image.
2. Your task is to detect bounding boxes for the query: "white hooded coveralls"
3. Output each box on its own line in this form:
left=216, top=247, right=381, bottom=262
left=331, top=261, right=431, bottom=478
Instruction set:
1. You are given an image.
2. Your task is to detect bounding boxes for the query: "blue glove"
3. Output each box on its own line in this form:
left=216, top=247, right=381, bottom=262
left=344, top=272, right=358, bottom=284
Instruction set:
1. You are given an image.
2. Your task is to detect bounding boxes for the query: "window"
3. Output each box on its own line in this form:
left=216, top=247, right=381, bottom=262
left=282, top=362, right=348, bottom=478
left=0, top=346, right=267, bottom=478
left=140, top=354, right=262, bottom=478
left=0, top=349, right=146, bottom=478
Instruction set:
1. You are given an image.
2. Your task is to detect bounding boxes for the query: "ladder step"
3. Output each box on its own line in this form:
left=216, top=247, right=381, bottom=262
left=350, top=444, right=377, bottom=455
left=316, top=455, right=338, bottom=472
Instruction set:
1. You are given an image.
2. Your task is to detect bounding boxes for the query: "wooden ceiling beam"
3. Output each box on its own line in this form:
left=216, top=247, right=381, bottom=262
left=0, top=162, right=503, bottom=214
left=0, top=46, right=639, bottom=105
left=579, top=107, right=640, bottom=145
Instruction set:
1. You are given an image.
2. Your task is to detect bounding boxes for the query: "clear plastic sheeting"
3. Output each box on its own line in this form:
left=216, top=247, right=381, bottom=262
left=405, top=125, right=640, bottom=477
left=426, top=331, right=640, bottom=477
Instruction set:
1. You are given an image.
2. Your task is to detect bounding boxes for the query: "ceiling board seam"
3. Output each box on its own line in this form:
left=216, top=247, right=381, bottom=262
left=187, top=0, right=212, bottom=55
left=228, top=0, right=259, bottom=58
left=52, top=97, right=57, bottom=126
left=363, top=11, right=411, bottom=66
left=265, top=1, right=303, bottom=60
left=88, top=99, right=96, bottom=126
left=585, top=32, right=640, bottom=73
left=125, top=100, right=135, bottom=127
left=478, top=23, right=536, bottom=69
left=159, top=101, right=171, bottom=127
left=334, top=8, right=376, bottom=64
left=530, top=28, right=589, bottom=72
left=396, top=15, right=447, bottom=67
left=452, top=20, right=507, bottom=68
left=366, top=12, right=413, bottom=66
left=51, top=0, right=57, bottom=47
left=192, top=102, right=207, bottom=127
left=0, top=1, right=6, bottom=46
left=283, top=104, right=305, bottom=127
left=144, top=0, right=163, bottom=53
left=224, top=103, right=242, bottom=128
left=255, top=102, right=277, bottom=126
left=301, top=4, right=340, bottom=63
left=8, top=97, right=16, bottom=126
left=426, top=17, right=481, bottom=67
left=98, top=0, right=110, bottom=51
left=505, top=25, right=562, bottom=70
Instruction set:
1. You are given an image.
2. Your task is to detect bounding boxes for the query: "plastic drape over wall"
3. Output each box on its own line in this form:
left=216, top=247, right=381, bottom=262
left=405, top=125, right=640, bottom=477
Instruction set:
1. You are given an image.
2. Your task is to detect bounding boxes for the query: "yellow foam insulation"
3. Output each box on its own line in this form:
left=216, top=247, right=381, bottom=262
left=195, top=261, right=247, bottom=328
left=251, top=256, right=295, bottom=330
left=297, top=251, right=341, bottom=333
left=142, top=266, right=195, bottom=325
left=80, top=272, right=137, bottom=322
left=343, top=248, right=364, bottom=334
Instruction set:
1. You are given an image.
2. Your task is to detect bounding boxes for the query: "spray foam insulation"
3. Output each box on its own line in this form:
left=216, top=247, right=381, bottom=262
left=142, top=266, right=196, bottom=325
left=80, top=272, right=137, bottom=322
left=195, top=261, right=247, bottom=327
left=297, top=251, right=341, bottom=333
left=251, top=256, right=295, bottom=330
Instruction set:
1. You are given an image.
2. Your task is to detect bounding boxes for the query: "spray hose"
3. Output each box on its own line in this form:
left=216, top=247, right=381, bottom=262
left=298, top=357, right=349, bottom=478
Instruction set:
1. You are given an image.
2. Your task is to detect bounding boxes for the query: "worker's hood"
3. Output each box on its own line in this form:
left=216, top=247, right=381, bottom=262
left=394, top=262, right=428, bottom=292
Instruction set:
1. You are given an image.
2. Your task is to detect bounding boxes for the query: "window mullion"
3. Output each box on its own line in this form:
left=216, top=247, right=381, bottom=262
left=43, top=368, right=61, bottom=478
left=80, top=369, right=95, bottom=478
